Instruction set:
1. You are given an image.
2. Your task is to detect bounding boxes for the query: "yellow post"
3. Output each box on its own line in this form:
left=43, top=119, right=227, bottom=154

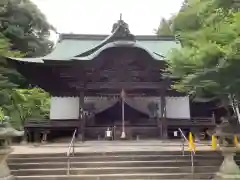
left=188, top=132, right=196, bottom=152
left=211, top=135, right=217, bottom=150
left=234, top=135, right=238, bottom=147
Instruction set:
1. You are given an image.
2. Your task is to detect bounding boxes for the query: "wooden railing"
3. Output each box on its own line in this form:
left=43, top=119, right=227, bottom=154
left=25, top=116, right=216, bottom=129
left=167, top=117, right=215, bottom=126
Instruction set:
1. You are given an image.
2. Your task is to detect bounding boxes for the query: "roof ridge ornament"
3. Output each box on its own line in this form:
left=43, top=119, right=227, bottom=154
left=111, top=13, right=129, bottom=33
left=111, top=14, right=135, bottom=41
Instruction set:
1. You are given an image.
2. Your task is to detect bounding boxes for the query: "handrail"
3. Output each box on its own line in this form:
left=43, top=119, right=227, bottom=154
left=178, top=128, right=195, bottom=175
left=66, top=129, right=77, bottom=175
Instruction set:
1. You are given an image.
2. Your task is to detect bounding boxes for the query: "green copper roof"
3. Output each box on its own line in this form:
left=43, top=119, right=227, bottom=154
left=54, top=38, right=180, bottom=60
left=7, top=20, right=180, bottom=63
left=7, top=34, right=180, bottom=62
left=72, top=40, right=171, bottom=60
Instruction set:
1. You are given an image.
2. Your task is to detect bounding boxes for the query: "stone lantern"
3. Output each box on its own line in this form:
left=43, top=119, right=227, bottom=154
left=213, top=116, right=240, bottom=180
left=0, top=116, right=24, bottom=180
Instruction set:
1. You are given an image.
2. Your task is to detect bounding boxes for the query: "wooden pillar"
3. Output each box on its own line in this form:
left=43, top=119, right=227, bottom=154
left=33, top=131, right=40, bottom=144
left=41, top=130, right=49, bottom=144
left=21, top=128, right=28, bottom=144
left=160, top=89, right=168, bottom=139
left=120, top=89, right=126, bottom=139
left=79, top=92, right=85, bottom=141
left=156, top=100, right=161, bottom=138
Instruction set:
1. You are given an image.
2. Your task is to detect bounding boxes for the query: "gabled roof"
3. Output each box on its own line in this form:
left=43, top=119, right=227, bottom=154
left=56, top=35, right=180, bottom=61
left=7, top=19, right=180, bottom=63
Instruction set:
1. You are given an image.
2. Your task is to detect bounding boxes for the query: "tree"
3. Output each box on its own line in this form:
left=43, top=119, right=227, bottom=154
left=0, top=32, right=22, bottom=100
left=0, top=0, right=53, bottom=129
left=155, top=18, right=173, bottom=36
left=0, top=34, right=24, bottom=127
left=1, top=88, right=50, bottom=129
left=165, top=0, right=240, bottom=121
left=0, top=0, right=55, bottom=88
left=0, top=0, right=55, bottom=57
left=13, top=88, right=50, bottom=129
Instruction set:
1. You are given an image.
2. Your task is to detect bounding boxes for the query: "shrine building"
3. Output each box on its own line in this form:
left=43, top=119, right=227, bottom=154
left=6, top=19, right=216, bottom=141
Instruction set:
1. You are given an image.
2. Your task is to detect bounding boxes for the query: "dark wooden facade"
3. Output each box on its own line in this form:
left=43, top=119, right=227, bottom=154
left=12, top=47, right=168, bottom=96
left=7, top=19, right=216, bottom=142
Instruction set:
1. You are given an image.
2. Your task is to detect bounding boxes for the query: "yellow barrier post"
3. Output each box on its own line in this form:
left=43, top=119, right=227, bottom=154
left=188, top=132, right=196, bottom=152
left=211, top=135, right=217, bottom=150
left=234, top=135, right=238, bottom=147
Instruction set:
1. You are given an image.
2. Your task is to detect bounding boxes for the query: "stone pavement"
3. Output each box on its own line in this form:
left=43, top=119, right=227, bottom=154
left=11, top=140, right=213, bottom=154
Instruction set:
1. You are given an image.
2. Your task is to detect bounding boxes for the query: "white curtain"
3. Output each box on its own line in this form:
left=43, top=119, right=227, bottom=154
left=124, top=97, right=161, bottom=117
left=166, top=96, right=190, bottom=119
left=84, top=97, right=119, bottom=114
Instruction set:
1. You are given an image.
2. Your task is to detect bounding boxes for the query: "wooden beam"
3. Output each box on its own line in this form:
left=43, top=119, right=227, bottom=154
left=60, top=69, right=162, bottom=79
left=79, top=91, right=85, bottom=141
left=160, top=88, right=168, bottom=139
left=69, top=82, right=164, bottom=90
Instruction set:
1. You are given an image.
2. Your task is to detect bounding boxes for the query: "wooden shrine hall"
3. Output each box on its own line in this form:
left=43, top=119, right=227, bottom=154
left=6, top=18, right=216, bottom=142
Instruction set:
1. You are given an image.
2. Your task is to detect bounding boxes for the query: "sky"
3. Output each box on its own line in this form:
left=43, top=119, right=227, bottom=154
left=32, top=0, right=184, bottom=35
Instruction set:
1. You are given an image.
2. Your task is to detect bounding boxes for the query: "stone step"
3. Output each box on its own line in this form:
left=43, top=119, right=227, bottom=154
left=14, top=173, right=214, bottom=180
left=8, top=150, right=225, bottom=179
left=9, top=150, right=221, bottom=158
left=11, top=166, right=218, bottom=176
left=8, top=160, right=223, bottom=170
left=8, top=154, right=223, bottom=163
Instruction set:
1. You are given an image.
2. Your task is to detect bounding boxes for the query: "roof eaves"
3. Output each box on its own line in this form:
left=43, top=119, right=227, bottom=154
left=6, top=57, right=44, bottom=63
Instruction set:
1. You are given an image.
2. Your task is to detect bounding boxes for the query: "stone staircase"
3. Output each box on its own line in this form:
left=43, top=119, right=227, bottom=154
left=7, top=150, right=234, bottom=180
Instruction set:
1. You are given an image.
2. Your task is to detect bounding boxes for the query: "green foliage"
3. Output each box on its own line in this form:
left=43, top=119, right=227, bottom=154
left=0, top=0, right=55, bottom=88
left=1, top=88, right=50, bottom=130
left=0, top=0, right=55, bottom=57
left=0, top=107, right=5, bottom=121
left=172, top=0, right=204, bottom=33
left=0, top=0, right=53, bottom=129
left=165, top=0, right=240, bottom=110
left=155, top=18, right=174, bottom=36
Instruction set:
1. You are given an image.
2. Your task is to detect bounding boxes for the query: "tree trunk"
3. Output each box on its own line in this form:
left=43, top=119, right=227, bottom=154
left=234, top=104, right=240, bottom=123
left=229, top=94, right=240, bottom=124
left=221, top=98, right=231, bottom=120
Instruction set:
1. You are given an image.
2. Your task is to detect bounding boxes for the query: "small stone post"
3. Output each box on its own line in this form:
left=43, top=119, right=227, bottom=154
left=0, top=116, right=24, bottom=179
left=20, top=129, right=28, bottom=145
left=0, top=149, right=14, bottom=180
left=214, top=148, right=240, bottom=180
left=213, top=116, right=240, bottom=180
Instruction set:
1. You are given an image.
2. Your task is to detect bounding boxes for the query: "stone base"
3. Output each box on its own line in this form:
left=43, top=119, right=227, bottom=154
left=215, top=173, right=240, bottom=180
left=120, top=132, right=126, bottom=139
left=0, top=161, right=12, bottom=180
left=0, top=149, right=15, bottom=180
left=214, top=148, right=240, bottom=180
left=77, top=134, right=83, bottom=141
left=20, top=140, right=27, bottom=145
left=1, top=175, right=15, bottom=180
